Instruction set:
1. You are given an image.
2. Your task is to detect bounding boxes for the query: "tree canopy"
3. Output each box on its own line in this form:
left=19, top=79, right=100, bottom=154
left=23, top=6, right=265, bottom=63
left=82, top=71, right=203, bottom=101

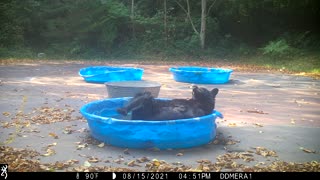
left=1, top=0, right=319, bottom=59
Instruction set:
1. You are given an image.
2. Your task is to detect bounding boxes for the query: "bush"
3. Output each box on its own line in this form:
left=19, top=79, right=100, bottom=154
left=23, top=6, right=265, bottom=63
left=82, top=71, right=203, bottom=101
left=283, top=31, right=320, bottom=49
left=0, top=47, right=34, bottom=58
left=260, top=39, right=293, bottom=57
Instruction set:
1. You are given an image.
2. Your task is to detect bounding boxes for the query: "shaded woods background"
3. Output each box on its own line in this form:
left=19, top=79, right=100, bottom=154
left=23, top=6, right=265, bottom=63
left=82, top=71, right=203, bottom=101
left=1, top=0, right=319, bottom=59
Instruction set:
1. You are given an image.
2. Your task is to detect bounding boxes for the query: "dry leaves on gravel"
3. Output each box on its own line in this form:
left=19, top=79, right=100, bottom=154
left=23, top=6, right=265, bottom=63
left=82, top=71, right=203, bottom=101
left=31, top=106, right=76, bottom=124
left=1, top=146, right=319, bottom=172
left=254, top=147, right=278, bottom=157
left=1, top=111, right=31, bottom=128
left=146, top=159, right=192, bottom=172
left=1, top=106, right=81, bottom=128
left=252, top=161, right=320, bottom=172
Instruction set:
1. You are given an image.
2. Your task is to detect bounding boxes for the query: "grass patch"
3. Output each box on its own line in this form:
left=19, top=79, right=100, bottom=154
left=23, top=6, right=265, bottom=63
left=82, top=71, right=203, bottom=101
left=233, top=51, right=320, bottom=76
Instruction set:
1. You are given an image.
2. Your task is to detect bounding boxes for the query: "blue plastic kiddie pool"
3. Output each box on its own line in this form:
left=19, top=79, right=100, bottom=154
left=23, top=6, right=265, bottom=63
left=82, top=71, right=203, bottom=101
left=79, top=66, right=144, bottom=83
left=169, top=66, right=233, bottom=84
left=80, top=98, right=223, bottom=149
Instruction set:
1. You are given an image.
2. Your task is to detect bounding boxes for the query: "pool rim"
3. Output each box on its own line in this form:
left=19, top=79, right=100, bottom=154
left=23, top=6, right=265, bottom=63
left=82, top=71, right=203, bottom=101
left=80, top=97, right=222, bottom=124
left=79, top=66, right=144, bottom=78
left=169, top=66, right=233, bottom=74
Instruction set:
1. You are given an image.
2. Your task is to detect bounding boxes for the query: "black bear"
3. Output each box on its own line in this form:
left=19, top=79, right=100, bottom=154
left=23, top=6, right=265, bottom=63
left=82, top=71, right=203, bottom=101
left=117, top=86, right=219, bottom=120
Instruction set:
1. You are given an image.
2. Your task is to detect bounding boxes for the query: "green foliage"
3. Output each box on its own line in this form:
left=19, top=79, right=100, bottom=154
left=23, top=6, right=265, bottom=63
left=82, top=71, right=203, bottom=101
left=0, top=47, right=33, bottom=58
left=236, top=51, right=320, bottom=74
left=283, top=31, right=320, bottom=49
left=0, top=0, right=319, bottom=59
left=261, top=39, right=293, bottom=57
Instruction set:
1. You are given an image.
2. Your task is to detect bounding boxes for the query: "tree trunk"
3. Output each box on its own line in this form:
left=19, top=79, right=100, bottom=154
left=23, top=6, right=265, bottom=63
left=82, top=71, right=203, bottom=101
left=164, top=0, right=168, bottom=46
left=131, top=0, right=135, bottom=38
left=200, top=0, right=207, bottom=49
left=175, top=0, right=215, bottom=49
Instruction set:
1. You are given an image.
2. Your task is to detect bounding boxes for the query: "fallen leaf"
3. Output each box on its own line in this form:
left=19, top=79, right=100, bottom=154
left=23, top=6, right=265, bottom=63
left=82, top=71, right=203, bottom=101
left=152, top=159, right=160, bottom=167
left=63, top=127, right=74, bottom=134
left=88, top=157, right=100, bottom=163
left=127, top=160, right=137, bottom=167
left=300, top=147, right=316, bottom=153
left=239, top=153, right=255, bottom=162
left=196, top=164, right=203, bottom=171
left=1, top=122, right=10, bottom=128
left=255, top=147, right=277, bottom=157
left=97, top=143, right=105, bottom=148
left=228, top=123, right=237, bottom=127
left=255, top=162, right=266, bottom=166
left=48, top=142, right=57, bottom=147
left=76, top=143, right=88, bottom=150
left=39, top=164, right=50, bottom=171
left=226, top=140, right=238, bottom=145
left=231, top=161, right=238, bottom=168
left=172, top=162, right=182, bottom=165
left=271, top=84, right=281, bottom=88
left=114, top=158, right=124, bottom=164
left=83, top=161, right=91, bottom=167
left=196, top=159, right=211, bottom=164
left=66, top=159, right=79, bottom=165
left=254, top=123, right=263, bottom=127
left=54, top=162, right=66, bottom=169
left=212, top=139, right=220, bottom=144
left=247, top=110, right=268, bottom=114
left=43, top=148, right=56, bottom=156
left=2, top=112, right=11, bottom=117
left=76, top=128, right=87, bottom=133
left=136, top=157, right=150, bottom=163
left=29, top=129, right=40, bottom=133
left=48, top=133, right=59, bottom=139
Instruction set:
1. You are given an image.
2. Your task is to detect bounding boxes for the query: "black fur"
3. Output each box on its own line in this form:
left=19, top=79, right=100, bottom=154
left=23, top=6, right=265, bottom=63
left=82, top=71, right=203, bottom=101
left=117, top=86, right=219, bottom=120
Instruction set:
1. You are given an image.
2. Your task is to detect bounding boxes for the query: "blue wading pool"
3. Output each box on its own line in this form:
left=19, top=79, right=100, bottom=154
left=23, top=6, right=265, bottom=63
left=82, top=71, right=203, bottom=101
left=80, top=98, right=223, bottom=149
left=169, top=66, right=233, bottom=84
left=79, top=66, right=144, bottom=83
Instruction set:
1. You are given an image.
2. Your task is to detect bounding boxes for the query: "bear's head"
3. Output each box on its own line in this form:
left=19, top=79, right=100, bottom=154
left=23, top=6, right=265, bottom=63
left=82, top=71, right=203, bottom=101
left=192, top=86, right=219, bottom=113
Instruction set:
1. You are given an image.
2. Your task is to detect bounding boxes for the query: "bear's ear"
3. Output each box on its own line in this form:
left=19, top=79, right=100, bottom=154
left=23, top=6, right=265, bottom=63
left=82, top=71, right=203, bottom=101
left=211, top=88, right=219, bottom=97
left=192, top=85, right=199, bottom=91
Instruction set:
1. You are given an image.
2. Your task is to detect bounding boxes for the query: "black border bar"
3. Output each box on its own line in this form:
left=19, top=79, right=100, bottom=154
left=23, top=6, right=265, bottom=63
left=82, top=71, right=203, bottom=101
left=5, top=172, right=319, bottom=180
